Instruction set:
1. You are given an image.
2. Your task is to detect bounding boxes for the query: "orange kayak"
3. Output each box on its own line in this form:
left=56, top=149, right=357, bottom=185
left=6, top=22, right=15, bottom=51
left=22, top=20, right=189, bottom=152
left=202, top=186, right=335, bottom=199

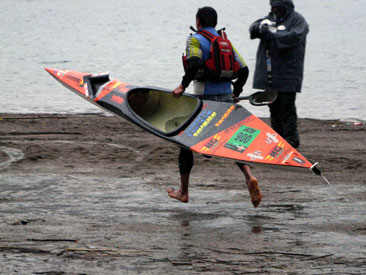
left=45, top=68, right=323, bottom=176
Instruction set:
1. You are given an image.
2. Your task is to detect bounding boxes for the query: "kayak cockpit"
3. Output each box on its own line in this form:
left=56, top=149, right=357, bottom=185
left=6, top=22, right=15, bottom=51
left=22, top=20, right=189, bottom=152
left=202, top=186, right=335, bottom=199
left=127, top=88, right=201, bottom=135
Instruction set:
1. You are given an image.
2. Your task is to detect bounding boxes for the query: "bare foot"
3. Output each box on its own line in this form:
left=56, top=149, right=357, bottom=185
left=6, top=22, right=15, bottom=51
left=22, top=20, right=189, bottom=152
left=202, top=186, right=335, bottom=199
left=247, top=177, right=262, bottom=208
left=167, top=188, right=189, bottom=203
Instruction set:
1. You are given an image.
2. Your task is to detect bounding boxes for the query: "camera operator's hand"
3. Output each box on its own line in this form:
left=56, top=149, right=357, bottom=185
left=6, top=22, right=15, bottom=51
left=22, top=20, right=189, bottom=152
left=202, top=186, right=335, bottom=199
left=259, top=19, right=277, bottom=33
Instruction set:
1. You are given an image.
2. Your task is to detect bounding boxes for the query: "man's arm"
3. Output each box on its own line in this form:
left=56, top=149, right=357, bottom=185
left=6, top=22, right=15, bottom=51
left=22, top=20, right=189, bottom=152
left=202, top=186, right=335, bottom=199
left=173, top=36, right=203, bottom=97
left=271, top=15, right=309, bottom=49
left=173, top=57, right=203, bottom=97
left=181, top=57, right=203, bottom=88
left=232, top=66, right=249, bottom=97
left=231, top=43, right=249, bottom=97
left=249, top=18, right=272, bottom=40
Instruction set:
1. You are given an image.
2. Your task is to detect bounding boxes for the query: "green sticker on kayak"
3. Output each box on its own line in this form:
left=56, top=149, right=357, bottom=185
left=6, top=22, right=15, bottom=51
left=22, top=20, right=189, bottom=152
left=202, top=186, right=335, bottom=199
left=224, top=126, right=260, bottom=153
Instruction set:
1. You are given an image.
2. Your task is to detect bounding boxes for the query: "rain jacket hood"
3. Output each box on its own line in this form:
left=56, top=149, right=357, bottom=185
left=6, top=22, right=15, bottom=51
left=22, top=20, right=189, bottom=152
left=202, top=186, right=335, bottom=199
left=270, top=0, right=295, bottom=10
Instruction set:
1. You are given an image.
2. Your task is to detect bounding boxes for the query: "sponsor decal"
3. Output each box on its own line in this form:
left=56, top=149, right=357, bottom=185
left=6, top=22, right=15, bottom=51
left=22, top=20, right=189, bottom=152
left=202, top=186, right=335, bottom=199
left=65, top=74, right=80, bottom=83
left=111, top=95, right=124, bottom=104
left=293, top=156, right=306, bottom=165
left=104, top=80, right=121, bottom=91
left=201, top=134, right=221, bottom=152
left=185, top=110, right=216, bottom=137
left=265, top=141, right=285, bottom=161
left=193, top=112, right=216, bottom=137
left=282, top=151, right=293, bottom=164
left=265, top=132, right=278, bottom=144
left=215, top=105, right=235, bottom=127
left=118, top=85, right=129, bottom=93
left=247, top=151, right=264, bottom=160
left=56, top=70, right=68, bottom=79
left=224, top=125, right=260, bottom=153
left=111, top=81, right=122, bottom=89
left=94, top=81, right=126, bottom=101
left=224, top=115, right=255, bottom=135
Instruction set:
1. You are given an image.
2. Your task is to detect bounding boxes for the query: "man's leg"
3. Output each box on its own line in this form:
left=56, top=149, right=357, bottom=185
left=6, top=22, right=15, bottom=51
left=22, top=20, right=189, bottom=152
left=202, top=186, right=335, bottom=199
left=269, top=92, right=299, bottom=148
left=237, top=163, right=262, bottom=208
left=268, top=93, right=284, bottom=137
left=167, top=147, right=193, bottom=203
left=280, top=92, right=299, bottom=148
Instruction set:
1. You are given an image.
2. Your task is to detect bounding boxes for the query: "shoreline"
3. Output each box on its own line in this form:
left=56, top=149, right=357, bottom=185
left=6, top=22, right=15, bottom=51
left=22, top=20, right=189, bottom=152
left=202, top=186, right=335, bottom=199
left=1, top=112, right=365, bottom=178
left=1, top=112, right=365, bottom=122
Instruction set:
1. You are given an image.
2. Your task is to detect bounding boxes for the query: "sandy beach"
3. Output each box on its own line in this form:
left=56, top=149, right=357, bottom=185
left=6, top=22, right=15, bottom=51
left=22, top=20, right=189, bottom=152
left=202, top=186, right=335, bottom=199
left=0, top=113, right=365, bottom=274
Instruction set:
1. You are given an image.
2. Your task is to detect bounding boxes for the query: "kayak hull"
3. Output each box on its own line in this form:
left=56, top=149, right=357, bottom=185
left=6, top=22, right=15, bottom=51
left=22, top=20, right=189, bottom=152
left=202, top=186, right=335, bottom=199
left=45, top=68, right=316, bottom=174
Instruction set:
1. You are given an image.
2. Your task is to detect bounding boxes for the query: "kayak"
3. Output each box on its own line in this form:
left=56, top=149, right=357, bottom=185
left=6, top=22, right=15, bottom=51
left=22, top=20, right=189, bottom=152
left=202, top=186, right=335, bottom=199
left=45, top=68, right=322, bottom=176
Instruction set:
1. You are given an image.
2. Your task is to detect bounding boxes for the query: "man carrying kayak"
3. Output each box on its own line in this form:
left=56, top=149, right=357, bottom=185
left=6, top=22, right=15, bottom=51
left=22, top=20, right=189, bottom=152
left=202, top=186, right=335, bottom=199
left=169, top=6, right=262, bottom=208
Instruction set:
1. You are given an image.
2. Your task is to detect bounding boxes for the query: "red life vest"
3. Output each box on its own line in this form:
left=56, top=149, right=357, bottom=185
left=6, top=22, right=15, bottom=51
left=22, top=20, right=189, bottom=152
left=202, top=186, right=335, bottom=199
left=183, top=29, right=241, bottom=82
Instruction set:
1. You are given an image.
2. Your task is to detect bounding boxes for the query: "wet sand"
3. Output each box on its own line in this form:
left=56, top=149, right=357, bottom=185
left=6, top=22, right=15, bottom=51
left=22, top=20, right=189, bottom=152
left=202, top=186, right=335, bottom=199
left=0, top=113, right=365, bottom=274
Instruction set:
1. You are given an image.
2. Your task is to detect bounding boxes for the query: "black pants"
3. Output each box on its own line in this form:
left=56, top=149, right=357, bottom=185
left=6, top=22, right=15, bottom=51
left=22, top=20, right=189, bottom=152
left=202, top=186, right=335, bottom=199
left=268, top=92, right=299, bottom=148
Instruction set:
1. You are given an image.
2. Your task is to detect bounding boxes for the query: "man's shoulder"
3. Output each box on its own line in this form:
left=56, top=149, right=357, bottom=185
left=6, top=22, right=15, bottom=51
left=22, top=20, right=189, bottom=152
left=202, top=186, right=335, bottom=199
left=195, top=28, right=219, bottom=38
left=191, top=32, right=201, bottom=39
left=190, top=32, right=211, bottom=45
left=290, top=10, right=307, bottom=22
left=187, top=34, right=201, bottom=44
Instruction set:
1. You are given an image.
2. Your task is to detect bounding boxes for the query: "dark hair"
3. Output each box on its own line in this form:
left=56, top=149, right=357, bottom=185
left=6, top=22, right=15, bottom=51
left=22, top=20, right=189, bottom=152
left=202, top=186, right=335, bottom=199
left=196, top=7, right=217, bottom=28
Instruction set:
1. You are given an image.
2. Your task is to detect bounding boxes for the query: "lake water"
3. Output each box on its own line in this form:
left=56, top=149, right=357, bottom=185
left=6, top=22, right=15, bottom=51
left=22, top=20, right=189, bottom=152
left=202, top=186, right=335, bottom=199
left=1, top=0, right=365, bottom=121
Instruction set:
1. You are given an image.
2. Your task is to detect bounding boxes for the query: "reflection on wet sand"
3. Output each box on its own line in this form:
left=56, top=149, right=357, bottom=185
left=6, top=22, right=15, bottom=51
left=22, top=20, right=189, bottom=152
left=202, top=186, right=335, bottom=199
left=251, top=225, right=262, bottom=234
left=0, top=147, right=24, bottom=169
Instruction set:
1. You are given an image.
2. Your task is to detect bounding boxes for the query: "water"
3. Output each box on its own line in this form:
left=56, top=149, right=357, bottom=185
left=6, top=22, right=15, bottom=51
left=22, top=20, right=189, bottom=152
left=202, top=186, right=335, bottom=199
left=1, top=0, right=365, bottom=121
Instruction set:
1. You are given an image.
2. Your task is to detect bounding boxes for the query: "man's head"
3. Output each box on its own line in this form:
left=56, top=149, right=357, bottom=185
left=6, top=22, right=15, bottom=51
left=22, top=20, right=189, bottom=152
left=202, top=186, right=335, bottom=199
left=270, top=0, right=294, bottom=18
left=196, top=7, right=217, bottom=29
